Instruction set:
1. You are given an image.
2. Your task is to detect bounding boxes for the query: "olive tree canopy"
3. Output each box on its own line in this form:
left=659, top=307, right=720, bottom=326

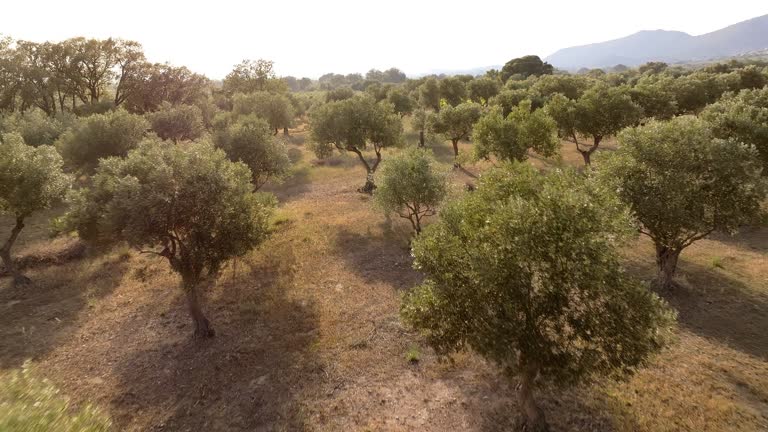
left=402, top=163, right=675, bottom=431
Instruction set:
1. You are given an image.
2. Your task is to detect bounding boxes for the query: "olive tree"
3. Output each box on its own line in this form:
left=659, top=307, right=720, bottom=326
left=55, top=109, right=148, bottom=172
left=411, top=108, right=436, bottom=148
left=146, top=102, right=205, bottom=143
left=213, top=115, right=291, bottom=190
left=467, top=77, right=501, bottom=106
left=473, top=102, right=559, bottom=162
left=402, top=163, right=675, bottom=431
left=701, top=87, right=768, bottom=172
left=374, top=147, right=447, bottom=235
left=309, top=95, right=402, bottom=193
left=232, top=92, right=294, bottom=135
left=418, top=78, right=441, bottom=111
left=438, top=77, right=467, bottom=107
left=386, top=87, right=415, bottom=117
left=596, top=117, right=766, bottom=290
left=0, top=133, right=70, bottom=287
left=431, top=101, right=482, bottom=164
left=66, top=139, right=273, bottom=337
left=554, top=83, right=642, bottom=166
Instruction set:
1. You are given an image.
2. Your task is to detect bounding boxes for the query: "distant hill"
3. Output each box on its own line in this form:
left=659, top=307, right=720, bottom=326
left=545, top=14, right=768, bottom=70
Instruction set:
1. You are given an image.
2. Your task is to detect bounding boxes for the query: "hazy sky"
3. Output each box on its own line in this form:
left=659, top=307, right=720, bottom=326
left=2, top=1, right=766, bottom=78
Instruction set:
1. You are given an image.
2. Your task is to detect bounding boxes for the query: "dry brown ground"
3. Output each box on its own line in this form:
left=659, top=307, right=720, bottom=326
left=1, top=126, right=767, bottom=431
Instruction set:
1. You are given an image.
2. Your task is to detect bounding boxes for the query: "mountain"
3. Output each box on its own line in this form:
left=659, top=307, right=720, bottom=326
left=545, top=14, right=768, bottom=70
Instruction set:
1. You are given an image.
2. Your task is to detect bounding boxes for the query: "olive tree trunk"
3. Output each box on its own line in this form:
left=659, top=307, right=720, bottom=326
left=452, top=138, right=461, bottom=167
left=183, top=277, right=215, bottom=338
left=655, top=244, right=682, bottom=291
left=518, top=361, right=549, bottom=432
left=419, top=130, right=425, bottom=148
left=1, top=216, right=31, bottom=287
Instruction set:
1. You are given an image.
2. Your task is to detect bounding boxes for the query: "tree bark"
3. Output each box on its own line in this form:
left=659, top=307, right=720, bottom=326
left=452, top=138, right=461, bottom=167
left=517, top=360, right=549, bottom=432
left=183, top=279, right=215, bottom=338
left=578, top=135, right=602, bottom=166
left=283, top=126, right=289, bottom=136
left=1, top=216, right=31, bottom=287
left=655, top=244, right=682, bottom=290
left=419, top=130, right=425, bottom=148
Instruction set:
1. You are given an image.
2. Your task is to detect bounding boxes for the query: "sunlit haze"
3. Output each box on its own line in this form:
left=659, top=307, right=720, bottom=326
left=2, top=1, right=766, bottom=78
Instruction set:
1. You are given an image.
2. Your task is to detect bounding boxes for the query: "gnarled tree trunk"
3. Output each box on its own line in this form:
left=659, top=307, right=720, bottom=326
left=655, top=244, right=682, bottom=291
left=577, top=135, right=602, bottom=167
left=183, top=278, right=215, bottom=338
left=1, top=216, right=31, bottom=288
left=517, top=360, right=549, bottom=432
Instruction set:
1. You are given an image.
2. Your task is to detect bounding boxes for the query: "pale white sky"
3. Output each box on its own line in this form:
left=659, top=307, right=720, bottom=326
left=1, top=1, right=766, bottom=78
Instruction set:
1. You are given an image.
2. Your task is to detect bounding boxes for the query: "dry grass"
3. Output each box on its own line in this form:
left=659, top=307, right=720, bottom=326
left=1, top=122, right=767, bottom=431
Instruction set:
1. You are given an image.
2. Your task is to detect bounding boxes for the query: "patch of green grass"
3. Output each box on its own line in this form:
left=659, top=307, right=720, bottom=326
left=405, top=345, right=421, bottom=364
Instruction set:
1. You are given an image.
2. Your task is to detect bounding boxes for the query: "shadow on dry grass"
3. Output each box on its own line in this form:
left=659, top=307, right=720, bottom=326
left=0, top=251, right=130, bottom=368
left=332, top=227, right=421, bottom=289
left=107, top=241, right=323, bottom=430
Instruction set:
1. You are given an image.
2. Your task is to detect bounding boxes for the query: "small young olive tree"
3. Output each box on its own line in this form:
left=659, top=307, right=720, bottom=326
left=596, top=116, right=766, bottom=290
left=0, top=133, right=71, bottom=287
left=473, top=101, right=559, bottom=162
left=213, top=115, right=291, bottom=190
left=374, top=147, right=447, bottom=235
left=55, top=109, right=148, bottom=173
left=431, top=101, right=482, bottom=164
left=67, top=139, right=273, bottom=337
left=146, top=102, right=205, bottom=143
left=309, top=95, right=402, bottom=193
left=402, top=163, right=675, bottom=431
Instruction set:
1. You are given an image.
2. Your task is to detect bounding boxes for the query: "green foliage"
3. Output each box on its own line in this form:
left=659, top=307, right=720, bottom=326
left=0, top=109, right=75, bottom=147
left=669, top=72, right=728, bottom=114
left=146, top=102, right=205, bottom=143
left=386, top=87, right=415, bottom=116
left=0, top=362, right=111, bottom=432
left=701, top=87, right=768, bottom=172
left=438, top=77, right=467, bottom=107
left=500, top=55, right=554, bottom=82
left=630, top=75, right=678, bottom=120
left=402, top=163, right=675, bottom=423
left=55, top=109, right=148, bottom=172
left=489, top=89, right=543, bottom=117
left=0, top=133, right=71, bottom=218
left=410, top=108, right=437, bottom=146
left=325, top=87, right=355, bottom=102
left=418, top=78, right=441, bottom=111
left=223, top=59, right=285, bottom=94
left=309, top=95, right=402, bottom=190
left=531, top=74, right=591, bottom=101
left=467, top=77, right=501, bottom=106
left=431, top=102, right=482, bottom=157
left=67, top=139, right=273, bottom=270
left=574, top=83, right=642, bottom=143
left=213, top=115, right=291, bottom=189
left=596, top=116, right=766, bottom=287
left=232, top=92, right=294, bottom=133
left=373, top=147, right=447, bottom=234
left=473, top=102, right=559, bottom=162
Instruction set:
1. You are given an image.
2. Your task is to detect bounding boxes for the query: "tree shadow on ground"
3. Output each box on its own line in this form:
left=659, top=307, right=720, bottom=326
left=453, top=368, right=638, bottom=432
left=709, top=226, right=768, bottom=253
left=0, top=251, right=130, bottom=369
left=107, top=243, right=323, bottom=431
left=262, top=165, right=313, bottom=203
left=331, top=227, right=422, bottom=289
left=626, top=258, right=768, bottom=360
